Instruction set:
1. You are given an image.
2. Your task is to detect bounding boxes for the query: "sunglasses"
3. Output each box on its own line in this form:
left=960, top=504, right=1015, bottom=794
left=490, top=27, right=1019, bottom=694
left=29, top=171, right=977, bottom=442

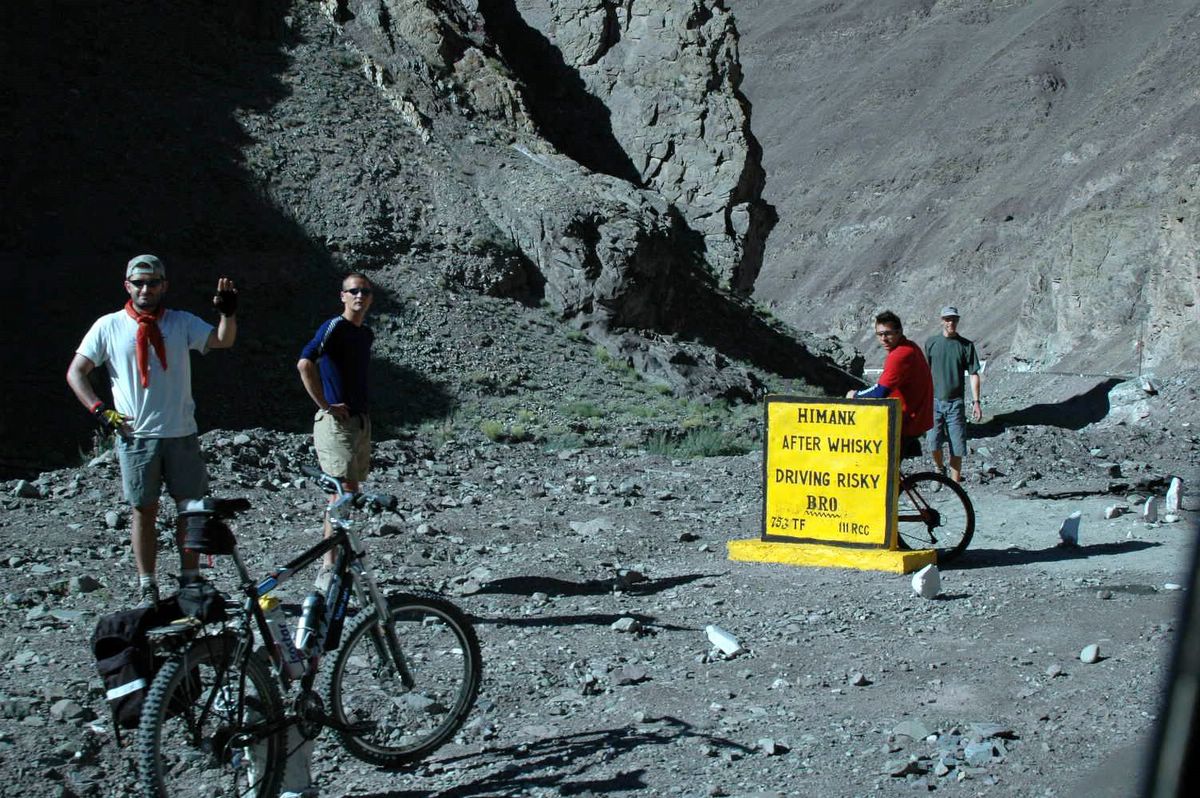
left=342, top=287, right=373, bottom=296
left=128, top=279, right=164, bottom=289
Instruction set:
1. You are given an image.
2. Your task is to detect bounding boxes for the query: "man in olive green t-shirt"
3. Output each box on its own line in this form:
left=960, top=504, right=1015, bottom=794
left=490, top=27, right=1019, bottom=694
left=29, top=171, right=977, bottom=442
left=924, top=306, right=982, bottom=483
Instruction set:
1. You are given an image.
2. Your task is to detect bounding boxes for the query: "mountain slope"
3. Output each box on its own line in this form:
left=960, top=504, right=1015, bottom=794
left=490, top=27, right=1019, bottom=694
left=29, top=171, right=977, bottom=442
left=733, top=0, right=1199, bottom=374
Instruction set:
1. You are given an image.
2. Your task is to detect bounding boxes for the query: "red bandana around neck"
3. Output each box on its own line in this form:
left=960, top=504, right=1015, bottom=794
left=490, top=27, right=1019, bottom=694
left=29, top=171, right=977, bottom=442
left=124, top=300, right=168, bottom=387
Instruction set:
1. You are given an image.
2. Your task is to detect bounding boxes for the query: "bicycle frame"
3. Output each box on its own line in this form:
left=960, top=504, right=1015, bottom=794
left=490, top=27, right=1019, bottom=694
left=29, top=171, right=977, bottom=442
left=896, top=479, right=934, bottom=525
left=221, top=489, right=414, bottom=696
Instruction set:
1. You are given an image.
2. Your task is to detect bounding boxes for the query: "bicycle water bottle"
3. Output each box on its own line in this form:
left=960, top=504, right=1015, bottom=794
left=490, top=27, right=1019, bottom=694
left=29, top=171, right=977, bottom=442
left=294, top=592, right=326, bottom=656
left=259, top=595, right=304, bottom=679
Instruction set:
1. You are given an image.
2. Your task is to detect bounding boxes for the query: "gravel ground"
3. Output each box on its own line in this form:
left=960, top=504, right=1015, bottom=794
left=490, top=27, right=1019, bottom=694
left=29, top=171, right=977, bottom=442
left=0, top=407, right=1194, bottom=797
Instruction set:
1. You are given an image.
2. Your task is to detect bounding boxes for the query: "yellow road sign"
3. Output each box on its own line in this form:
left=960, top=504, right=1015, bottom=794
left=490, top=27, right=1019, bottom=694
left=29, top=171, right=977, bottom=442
left=762, top=396, right=899, bottom=548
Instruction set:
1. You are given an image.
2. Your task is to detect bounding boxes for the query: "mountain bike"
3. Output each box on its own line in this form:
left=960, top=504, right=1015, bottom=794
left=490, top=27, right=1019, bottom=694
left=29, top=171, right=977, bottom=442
left=894, top=469, right=975, bottom=562
left=136, top=467, right=482, bottom=797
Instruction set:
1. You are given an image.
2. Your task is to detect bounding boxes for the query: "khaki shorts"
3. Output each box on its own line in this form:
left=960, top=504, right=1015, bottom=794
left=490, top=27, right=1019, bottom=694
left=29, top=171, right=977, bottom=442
left=313, top=410, right=371, bottom=482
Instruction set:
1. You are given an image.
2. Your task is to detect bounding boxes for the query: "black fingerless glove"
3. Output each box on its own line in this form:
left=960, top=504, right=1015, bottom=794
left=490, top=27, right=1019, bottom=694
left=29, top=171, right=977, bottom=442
left=214, top=289, right=239, bottom=316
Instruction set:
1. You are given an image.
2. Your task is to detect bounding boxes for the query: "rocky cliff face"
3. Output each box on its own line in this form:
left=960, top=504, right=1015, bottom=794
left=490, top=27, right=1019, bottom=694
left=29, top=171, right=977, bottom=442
left=1, top=0, right=850, bottom=474
left=732, top=0, right=1199, bottom=376
left=279, top=0, right=852, bottom=387
left=317, top=0, right=779, bottom=309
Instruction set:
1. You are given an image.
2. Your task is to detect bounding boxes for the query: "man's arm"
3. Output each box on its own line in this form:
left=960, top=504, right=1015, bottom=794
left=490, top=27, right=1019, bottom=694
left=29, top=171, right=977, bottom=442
left=298, top=358, right=350, bottom=421
left=67, top=353, right=132, bottom=435
left=846, top=383, right=891, bottom=399
left=969, top=373, right=982, bottom=421
left=208, top=277, right=238, bottom=349
left=66, top=354, right=101, bottom=410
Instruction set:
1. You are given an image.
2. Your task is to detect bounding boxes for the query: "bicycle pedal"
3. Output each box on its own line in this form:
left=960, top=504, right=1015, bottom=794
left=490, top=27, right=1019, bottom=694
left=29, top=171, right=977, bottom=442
left=344, top=720, right=377, bottom=735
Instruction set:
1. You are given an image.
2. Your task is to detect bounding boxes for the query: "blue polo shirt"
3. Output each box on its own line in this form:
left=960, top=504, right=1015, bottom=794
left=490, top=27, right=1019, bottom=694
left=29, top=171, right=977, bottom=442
left=300, top=317, right=373, bottom=415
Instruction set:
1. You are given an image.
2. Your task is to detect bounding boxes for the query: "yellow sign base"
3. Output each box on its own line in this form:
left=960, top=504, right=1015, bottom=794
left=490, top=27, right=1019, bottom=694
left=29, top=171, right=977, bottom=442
left=727, top=538, right=936, bottom=574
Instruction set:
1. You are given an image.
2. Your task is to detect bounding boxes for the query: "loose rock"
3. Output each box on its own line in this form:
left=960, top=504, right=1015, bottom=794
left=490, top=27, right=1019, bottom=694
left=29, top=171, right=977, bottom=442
left=1058, top=511, right=1082, bottom=546
left=911, top=564, right=941, bottom=599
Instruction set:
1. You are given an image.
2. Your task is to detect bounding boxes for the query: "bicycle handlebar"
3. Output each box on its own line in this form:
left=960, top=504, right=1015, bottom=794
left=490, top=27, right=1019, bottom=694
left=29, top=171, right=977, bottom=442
left=299, top=465, right=397, bottom=513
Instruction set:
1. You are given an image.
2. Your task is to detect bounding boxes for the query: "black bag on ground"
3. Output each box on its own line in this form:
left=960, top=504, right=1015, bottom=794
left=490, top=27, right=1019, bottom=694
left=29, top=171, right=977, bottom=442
left=91, top=596, right=191, bottom=732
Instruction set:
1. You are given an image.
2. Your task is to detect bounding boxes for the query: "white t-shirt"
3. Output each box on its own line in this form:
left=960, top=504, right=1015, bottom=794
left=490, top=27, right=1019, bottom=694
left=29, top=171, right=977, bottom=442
left=77, top=308, right=214, bottom=438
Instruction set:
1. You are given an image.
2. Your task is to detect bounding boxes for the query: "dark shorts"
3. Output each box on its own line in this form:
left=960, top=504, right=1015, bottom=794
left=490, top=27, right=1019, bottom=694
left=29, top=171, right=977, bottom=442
left=117, top=435, right=209, bottom=508
left=927, top=398, right=968, bottom=457
left=900, top=436, right=923, bottom=460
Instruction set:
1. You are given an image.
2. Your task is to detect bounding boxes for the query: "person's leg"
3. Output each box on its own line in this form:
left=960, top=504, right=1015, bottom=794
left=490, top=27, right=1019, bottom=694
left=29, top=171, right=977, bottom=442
left=949, top=455, right=963, bottom=482
left=945, top=400, right=968, bottom=483
left=163, top=436, right=208, bottom=579
left=314, top=411, right=361, bottom=569
left=929, top=400, right=948, bottom=473
left=119, top=436, right=164, bottom=602
left=131, top=502, right=160, bottom=576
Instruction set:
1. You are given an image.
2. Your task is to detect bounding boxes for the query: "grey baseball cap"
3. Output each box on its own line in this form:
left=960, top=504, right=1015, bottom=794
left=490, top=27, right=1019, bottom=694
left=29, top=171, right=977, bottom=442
left=126, top=254, right=166, bottom=279
left=939, top=305, right=960, bottom=318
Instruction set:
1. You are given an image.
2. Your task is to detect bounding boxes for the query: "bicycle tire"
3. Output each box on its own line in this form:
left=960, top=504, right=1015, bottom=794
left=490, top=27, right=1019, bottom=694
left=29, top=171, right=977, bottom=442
left=319, top=592, right=482, bottom=768
left=137, top=634, right=286, bottom=798
left=896, top=471, right=975, bottom=563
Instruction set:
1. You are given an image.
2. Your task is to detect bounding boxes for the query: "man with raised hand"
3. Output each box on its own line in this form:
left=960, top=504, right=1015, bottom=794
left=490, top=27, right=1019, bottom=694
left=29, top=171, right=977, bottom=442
left=66, top=254, right=238, bottom=607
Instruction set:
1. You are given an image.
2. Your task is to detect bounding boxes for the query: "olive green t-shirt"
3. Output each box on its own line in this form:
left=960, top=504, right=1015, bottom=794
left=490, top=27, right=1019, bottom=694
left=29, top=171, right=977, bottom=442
left=924, top=334, right=981, bottom=401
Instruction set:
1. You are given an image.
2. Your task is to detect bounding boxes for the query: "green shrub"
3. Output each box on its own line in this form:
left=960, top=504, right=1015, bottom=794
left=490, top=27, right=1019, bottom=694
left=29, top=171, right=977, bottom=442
left=645, top=427, right=753, bottom=458
left=563, top=399, right=603, bottom=418
left=543, top=430, right=586, bottom=451
left=480, top=419, right=533, bottom=443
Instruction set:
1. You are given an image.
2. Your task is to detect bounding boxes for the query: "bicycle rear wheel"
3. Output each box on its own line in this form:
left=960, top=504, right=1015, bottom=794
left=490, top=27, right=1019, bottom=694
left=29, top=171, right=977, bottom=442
left=137, top=634, right=286, bottom=798
left=320, top=592, right=482, bottom=768
left=896, top=471, right=975, bottom=563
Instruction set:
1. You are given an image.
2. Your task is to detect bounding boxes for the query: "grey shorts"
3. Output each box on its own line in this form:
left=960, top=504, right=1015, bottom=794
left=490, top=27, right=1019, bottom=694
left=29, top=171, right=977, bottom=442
left=927, top=398, right=968, bottom=457
left=117, top=434, right=209, bottom=508
left=313, top=411, right=371, bottom=483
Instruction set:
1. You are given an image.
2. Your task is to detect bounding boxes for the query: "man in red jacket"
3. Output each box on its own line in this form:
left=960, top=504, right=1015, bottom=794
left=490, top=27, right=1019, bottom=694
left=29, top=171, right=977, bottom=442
left=846, top=310, right=934, bottom=459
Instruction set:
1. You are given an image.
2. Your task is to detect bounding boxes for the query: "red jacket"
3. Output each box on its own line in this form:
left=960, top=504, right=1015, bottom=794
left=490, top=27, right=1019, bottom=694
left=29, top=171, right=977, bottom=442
left=881, top=338, right=934, bottom=438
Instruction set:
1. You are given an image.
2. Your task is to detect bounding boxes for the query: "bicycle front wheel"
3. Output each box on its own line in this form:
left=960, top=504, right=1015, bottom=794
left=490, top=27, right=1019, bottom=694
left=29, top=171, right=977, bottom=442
left=320, top=592, right=482, bottom=768
left=896, top=471, right=975, bottom=563
left=137, top=634, right=286, bottom=798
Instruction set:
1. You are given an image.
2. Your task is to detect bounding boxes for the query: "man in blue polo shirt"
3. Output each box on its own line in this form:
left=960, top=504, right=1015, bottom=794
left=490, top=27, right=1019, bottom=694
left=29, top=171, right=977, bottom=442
left=297, top=273, right=375, bottom=566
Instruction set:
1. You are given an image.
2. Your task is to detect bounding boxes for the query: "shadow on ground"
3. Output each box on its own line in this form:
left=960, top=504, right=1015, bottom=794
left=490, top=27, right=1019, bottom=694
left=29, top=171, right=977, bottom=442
left=971, top=378, right=1124, bottom=436
left=470, top=611, right=692, bottom=632
left=952, top=539, right=1161, bottom=570
left=350, top=718, right=752, bottom=798
left=473, top=573, right=721, bottom=598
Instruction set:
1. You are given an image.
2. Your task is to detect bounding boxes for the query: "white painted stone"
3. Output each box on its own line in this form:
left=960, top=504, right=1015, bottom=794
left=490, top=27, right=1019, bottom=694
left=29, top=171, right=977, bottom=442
left=1143, top=496, right=1159, bottom=523
left=911, top=564, right=941, bottom=599
left=1079, top=644, right=1101, bottom=664
left=705, top=624, right=743, bottom=657
left=1166, top=477, right=1183, bottom=513
left=1104, top=505, right=1125, bottom=520
left=1058, top=511, right=1082, bottom=546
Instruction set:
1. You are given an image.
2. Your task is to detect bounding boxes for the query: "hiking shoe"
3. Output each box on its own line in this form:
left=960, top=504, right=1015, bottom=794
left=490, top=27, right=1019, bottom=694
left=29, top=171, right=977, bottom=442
left=137, top=582, right=160, bottom=609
